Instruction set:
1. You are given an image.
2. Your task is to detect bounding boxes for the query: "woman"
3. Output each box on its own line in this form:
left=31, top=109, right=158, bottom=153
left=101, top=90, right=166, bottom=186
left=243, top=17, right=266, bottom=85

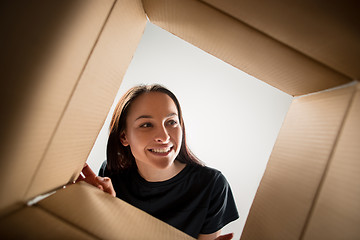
left=79, top=84, right=239, bottom=240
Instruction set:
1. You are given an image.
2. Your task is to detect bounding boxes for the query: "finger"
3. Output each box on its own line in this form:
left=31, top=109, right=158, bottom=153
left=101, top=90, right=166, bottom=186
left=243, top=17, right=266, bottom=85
left=76, top=163, right=99, bottom=187
left=77, top=164, right=116, bottom=197
left=75, top=174, right=85, bottom=183
left=215, top=233, right=233, bottom=240
left=81, top=163, right=97, bottom=179
left=96, top=176, right=116, bottom=197
left=102, top=177, right=116, bottom=197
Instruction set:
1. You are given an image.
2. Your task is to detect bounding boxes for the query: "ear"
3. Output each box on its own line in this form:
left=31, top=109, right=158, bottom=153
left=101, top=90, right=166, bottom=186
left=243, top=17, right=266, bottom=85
left=120, top=131, right=129, bottom=146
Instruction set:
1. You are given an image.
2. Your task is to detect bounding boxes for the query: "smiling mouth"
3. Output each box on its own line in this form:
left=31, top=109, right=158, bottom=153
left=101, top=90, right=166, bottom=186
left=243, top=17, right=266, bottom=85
left=148, top=147, right=173, bottom=153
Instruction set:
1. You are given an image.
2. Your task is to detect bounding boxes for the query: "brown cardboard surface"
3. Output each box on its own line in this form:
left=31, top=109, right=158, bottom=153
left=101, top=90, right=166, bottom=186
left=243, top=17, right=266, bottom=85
left=0, top=1, right=359, bottom=239
left=0, top=207, right=95, bottom=239
left=202, top=0, right=360, bottom=79
left=302, top=83, right=360, bottom=239
left=0, top=0, right=115, bottom=217
left=37, top=181, right=194, bottom=240
left=241, top=85, right=356, bottom=240
left=142, top=0, right=351, bottom=96
left=24, top=0, right=147, bottom=201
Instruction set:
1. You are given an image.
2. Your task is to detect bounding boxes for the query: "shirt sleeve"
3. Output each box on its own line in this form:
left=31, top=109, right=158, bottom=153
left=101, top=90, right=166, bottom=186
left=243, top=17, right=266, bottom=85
left=200, top=172, right=239, bottom=234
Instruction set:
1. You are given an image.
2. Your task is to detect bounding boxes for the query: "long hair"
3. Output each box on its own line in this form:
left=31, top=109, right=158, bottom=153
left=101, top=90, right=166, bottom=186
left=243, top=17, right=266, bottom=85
left=106, top=84, right=203, bottom=173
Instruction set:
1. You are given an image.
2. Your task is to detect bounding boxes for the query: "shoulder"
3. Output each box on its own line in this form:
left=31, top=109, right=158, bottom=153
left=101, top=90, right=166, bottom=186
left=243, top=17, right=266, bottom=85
left=187, top=164, right=228, bottom=186
left=191, top=164, right=222, bottom=176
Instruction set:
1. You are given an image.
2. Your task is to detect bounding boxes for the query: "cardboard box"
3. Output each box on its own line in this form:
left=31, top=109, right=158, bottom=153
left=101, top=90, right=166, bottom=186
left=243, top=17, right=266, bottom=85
left=0, top=0, right=359, bottom=239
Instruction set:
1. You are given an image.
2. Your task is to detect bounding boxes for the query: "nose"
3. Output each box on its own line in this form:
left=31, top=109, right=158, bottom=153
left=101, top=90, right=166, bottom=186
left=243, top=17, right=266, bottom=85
left=154, top=125, right=170, bottom=143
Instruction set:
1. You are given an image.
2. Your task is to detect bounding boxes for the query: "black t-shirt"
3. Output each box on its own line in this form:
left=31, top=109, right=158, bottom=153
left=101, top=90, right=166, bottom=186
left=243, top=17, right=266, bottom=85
left=99, top=161, right=239, bottom=238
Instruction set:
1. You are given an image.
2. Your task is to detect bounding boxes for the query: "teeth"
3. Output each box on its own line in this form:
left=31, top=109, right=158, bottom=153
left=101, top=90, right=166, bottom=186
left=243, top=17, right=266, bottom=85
left=151, top=148, right=171, bottom=153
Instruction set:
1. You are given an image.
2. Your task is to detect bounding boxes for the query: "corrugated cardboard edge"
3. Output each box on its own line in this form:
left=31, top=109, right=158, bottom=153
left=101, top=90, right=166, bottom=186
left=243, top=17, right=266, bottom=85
left=0, top=206, right=96, bottom=239
left=37, top=182, right=195, bottom=240
left=302, top=82, right=360, bottom=239
left=0, top=0, right=116, bottom=217
left=241, top=84, right=356, bottom=239
left=24, top=0, right=147, bottom=201
left=142, top=0, right=351, bottom=96
left=201, top=0, right=360, bottom=79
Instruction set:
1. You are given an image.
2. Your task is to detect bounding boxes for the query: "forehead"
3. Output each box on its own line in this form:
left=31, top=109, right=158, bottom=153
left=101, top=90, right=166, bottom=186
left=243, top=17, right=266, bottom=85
left=127, top=92, right=178, bottom=117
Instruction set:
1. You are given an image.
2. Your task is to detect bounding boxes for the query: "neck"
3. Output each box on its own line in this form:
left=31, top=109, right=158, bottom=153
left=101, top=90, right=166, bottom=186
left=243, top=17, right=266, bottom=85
left=136, top=160, right=186, bottom=182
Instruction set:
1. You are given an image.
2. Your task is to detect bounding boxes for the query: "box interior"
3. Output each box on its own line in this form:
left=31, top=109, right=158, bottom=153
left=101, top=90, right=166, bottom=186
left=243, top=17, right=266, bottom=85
left=0, top=0, right=359, bottom=239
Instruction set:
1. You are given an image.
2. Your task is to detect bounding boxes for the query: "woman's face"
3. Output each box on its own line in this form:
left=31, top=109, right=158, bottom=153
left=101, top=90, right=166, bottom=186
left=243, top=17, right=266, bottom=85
left=121, top=92, right=183, bottom=170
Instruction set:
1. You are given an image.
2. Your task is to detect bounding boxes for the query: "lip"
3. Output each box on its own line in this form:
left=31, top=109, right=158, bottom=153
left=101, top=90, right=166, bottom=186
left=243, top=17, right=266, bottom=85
left=147, top=145, right=174, bottom=156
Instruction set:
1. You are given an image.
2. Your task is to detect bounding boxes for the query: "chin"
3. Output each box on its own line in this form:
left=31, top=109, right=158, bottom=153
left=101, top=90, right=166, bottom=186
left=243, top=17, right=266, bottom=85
left=151, top=158, right=176, bottom=170
left=155, top=160, right=174, bottom=169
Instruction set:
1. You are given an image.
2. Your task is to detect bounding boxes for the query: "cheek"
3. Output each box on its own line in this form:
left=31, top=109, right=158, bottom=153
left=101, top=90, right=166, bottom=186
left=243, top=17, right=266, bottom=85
left=173, top=127, right=183, bottom=145
left=127, top=131, right=147, bottom=147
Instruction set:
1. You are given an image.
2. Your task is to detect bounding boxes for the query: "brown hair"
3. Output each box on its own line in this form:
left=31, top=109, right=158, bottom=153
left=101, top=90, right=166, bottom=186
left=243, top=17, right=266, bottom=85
left=106, top=84, right=203, bottom=173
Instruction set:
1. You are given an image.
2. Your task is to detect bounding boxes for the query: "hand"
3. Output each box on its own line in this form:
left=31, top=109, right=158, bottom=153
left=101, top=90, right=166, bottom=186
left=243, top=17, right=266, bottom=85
left=76, top=163, right=116, bottom=197
left=198, top=232, right=233, bottom=240
left=214, top=233, right=233, bottom=240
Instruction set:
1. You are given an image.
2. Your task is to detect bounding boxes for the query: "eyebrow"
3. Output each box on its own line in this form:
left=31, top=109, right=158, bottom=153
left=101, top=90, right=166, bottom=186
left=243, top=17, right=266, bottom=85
left=135, top=113, right=178, bottom=121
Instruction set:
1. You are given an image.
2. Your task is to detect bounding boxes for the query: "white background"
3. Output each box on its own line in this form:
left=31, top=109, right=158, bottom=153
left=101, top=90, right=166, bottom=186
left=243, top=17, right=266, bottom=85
left=87, top=22, right=292, bottom=239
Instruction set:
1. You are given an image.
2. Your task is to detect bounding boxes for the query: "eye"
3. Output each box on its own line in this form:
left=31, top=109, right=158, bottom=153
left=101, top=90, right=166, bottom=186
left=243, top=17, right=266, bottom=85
left=167, top=120, right=178, bottom=126
left=139, top=122, right=153, bottom=128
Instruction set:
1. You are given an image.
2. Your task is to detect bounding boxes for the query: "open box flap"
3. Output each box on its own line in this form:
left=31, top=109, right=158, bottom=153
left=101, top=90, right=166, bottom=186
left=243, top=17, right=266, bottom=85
left=202, top=0, right=360, bottom=80
left=241, top=83, right=358, bottom=239
left=302, top=83, right=360, bottom=239
left=142, top=0, right=353, bottom=96
left=24, top=0, right=147, bottom=202
left=0, top=0, right=147, bottom=215
left=36, top=181, right=194, bottom=239
left=0, top=206, right=95, bottom=239
left=0, top=0, right=116, bottom=216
